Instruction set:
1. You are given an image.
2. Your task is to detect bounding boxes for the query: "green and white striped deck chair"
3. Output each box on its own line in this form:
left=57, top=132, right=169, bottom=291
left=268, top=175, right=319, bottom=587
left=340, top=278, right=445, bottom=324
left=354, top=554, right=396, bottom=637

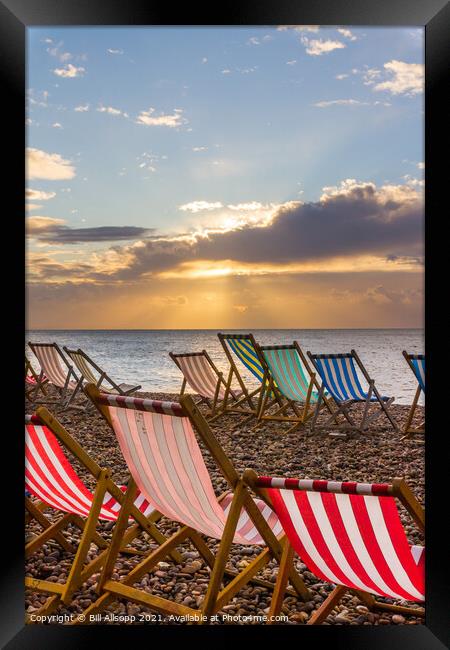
left=256, top=342, right=331, bottom=434
left=217, top=333, right=282, bottom=422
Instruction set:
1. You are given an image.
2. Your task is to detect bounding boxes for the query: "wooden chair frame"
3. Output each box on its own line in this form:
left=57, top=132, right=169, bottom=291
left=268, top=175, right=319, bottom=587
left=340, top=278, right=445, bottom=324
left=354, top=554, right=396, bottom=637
left=217, top=333, right=283, bottom=425
left=307, top=349, right=399, bottom=435
left=25, top=355, right=49, bottom=400
left=28, top=342, right=83, bottom=408
left=75, top=383, right=310, bottom=624
left=243, top=469, right=425, bottom=625
left=401, top=351, right=425, bottom=439
left=169, top=350, right=244, bottom=422
left=254, top=342, right=336, bottom=434
left=25, top=409, right=179, bottom=620
left=64, top=346, right=141, bottom=397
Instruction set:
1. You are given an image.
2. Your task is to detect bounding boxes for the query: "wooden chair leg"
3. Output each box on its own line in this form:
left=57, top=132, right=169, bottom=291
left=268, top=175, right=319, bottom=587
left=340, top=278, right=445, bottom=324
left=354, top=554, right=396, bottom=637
left=61, top=470, right=110, bottom=604
left=307, top=585, right=347, bottom=625
left=402, top=386, right=421, bottom=437
left=200, top=483, right=246, bottom=621
left=267, top=540, right=295, bottom=623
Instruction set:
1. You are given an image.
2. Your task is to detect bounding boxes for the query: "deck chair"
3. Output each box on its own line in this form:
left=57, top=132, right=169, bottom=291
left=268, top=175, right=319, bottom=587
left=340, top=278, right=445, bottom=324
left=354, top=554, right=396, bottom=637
left=25, top=355, right=49, bottom=400
left=25, top=411, right=179, bottom=618
left=244, top=470, right=425, bottom=624
left=255, top=342, right=335, bottom=434
left=307, top=350, right=399, bottom=435
left=64, top=347, right=141, bottom=397
left=28, top=342, right=83, bottom=408
left=217, top=333, right=282, bottom=424
left=169, top=350, right=242, bottom=422
left=76, top=384, right=310, bottom=624
left=402, top=352, right=425, bottom=439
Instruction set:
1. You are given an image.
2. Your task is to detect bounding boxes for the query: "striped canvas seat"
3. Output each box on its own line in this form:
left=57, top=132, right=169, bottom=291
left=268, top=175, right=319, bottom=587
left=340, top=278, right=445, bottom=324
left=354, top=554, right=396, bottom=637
left=96, top=393, right=282, bottom=544
left=174, top=353, right=227, bottom=400
left=26, top=371, right=44, bottom=385
left=262, top=346, right=321, bottom=404
left=311, top=354, right=387, bottom=403
left=225, top=336, right=266, bottom=384
left=408, top=354, right=425, bottom=392
left=253, top=475, right=425, bottom=603
left=307, top=350, right=398, bottom=434
left=29, top=343, right=79, bottom=390
left=66, top=350, right=99, bottom=385
left=25, top=418, right=155, bottom=522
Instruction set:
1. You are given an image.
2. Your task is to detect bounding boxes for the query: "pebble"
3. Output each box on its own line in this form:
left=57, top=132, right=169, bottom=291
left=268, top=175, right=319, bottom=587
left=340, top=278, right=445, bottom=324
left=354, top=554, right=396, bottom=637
left=392, top=614, right=406, bottom=624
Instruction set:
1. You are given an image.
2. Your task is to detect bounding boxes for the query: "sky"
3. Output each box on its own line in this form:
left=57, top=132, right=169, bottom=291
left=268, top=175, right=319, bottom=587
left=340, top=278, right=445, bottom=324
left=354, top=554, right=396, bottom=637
left=26, top=26, right=424, bottom=329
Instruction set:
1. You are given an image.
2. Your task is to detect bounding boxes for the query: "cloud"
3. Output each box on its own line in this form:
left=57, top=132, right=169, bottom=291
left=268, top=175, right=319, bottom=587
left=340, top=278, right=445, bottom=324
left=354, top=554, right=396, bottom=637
left=417, top=162, right=425, bottom=170
left=278, top=25, right=320, bottom=33
left=74, top=104, right=89, bottom=112
left=137, top=151, right=160, bottom=173
left=53, top=64, right=85, bottom=78
left=286, top=60, right=297, bottom=65
left=98, top=178, right=423, bottom=281
left=373, top=60, right=424, bottom=96
left=97, top=105, right=129, bottom=118
left=313, top=99, right=370, bottom=108
left=27, top=216, right=153, bottom=244
left=26, top=148, right=76, bottom=180
left=107, top=48, right=124, bottom=55
left=335, top=73, right=349, bottom=80
left=135, top=107, right=186, bottom=127
left=221, top=69, right=231, bottom=75
left=192, top=146, right=208, bottom=152
left=227, top=202, right=267, bottom=211
left=247, top=37, right=261, bottom=45
left=46, top=40, right=72, bottom=62
left=179, top=201, right=224, bottom=213
left=26, top=189, right=56, bottom=201
left=337, top=28, right=357, bottom=41
left=314, top=98, right=391, bottom=108
left=301, top=37, right=346, bottom=56
left=52, top=122, right=63, bottom=128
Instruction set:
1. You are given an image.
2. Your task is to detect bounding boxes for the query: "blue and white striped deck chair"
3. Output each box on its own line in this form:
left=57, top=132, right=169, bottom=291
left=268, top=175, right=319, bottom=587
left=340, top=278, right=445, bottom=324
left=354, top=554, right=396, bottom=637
left=307, top=349, right=398, bottom=434
left=255, top=342, right=332, bottom=433
left=402, top=351, right=425, bottom=438
left=217, top=333, right=281, bottom=421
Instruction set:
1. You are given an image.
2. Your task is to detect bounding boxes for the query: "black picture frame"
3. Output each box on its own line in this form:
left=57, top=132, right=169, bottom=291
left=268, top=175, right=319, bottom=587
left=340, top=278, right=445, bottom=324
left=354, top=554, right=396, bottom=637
left=3, top=0, right=449, bottom=647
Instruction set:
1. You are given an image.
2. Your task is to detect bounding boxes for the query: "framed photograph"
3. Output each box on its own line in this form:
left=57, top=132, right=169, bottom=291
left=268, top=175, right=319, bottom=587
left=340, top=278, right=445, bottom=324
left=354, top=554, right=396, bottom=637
left=2, top=0, right=448, bottom=646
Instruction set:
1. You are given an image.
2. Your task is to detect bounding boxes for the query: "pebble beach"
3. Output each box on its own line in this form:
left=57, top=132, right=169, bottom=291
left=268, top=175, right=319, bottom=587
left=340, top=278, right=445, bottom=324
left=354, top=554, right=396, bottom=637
left=25, top=385, right=425, bottom=626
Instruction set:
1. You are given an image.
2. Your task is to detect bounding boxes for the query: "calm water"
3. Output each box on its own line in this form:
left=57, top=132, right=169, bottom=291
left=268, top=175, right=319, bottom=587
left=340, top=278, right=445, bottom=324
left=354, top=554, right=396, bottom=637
left=26, top=329, right=424, bottom=405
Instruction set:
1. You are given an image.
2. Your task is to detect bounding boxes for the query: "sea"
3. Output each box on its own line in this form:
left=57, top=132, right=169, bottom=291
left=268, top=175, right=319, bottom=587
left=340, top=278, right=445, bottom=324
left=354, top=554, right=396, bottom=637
left=25, top=329, right=424, bottom=405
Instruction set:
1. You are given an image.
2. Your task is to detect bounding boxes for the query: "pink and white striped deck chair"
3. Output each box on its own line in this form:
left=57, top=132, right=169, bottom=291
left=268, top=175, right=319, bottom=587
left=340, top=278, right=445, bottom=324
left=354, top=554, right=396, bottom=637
left=169, top=350, right=242, bottom=421
left=244, top=470, right=425, bottom=624
left=78, top=383, right=309, bottom=623
left=25, top=354, right=49, bottom=400
left=25, top=409, right=177, bottom=616
left=28, top=342, right=83, bottom=407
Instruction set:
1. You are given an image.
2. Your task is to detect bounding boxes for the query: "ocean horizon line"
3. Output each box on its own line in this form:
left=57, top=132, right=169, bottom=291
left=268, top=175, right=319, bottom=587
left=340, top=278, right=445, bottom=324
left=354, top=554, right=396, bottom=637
left=26, top=327, right=424, bottom=332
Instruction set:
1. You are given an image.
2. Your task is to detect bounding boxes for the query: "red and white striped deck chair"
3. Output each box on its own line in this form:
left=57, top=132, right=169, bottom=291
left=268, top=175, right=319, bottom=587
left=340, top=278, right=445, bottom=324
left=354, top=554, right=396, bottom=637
left=77, top=383, right=310, bottom=623
left=169, top=350, right=242, bottom=421
left=244, top=470, right=425, bottom=624
left=25, top=409, right=178, bottom=617
left=28, top=342, right=83, bottom=407
left=25, top=354, right=49, bottom=400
